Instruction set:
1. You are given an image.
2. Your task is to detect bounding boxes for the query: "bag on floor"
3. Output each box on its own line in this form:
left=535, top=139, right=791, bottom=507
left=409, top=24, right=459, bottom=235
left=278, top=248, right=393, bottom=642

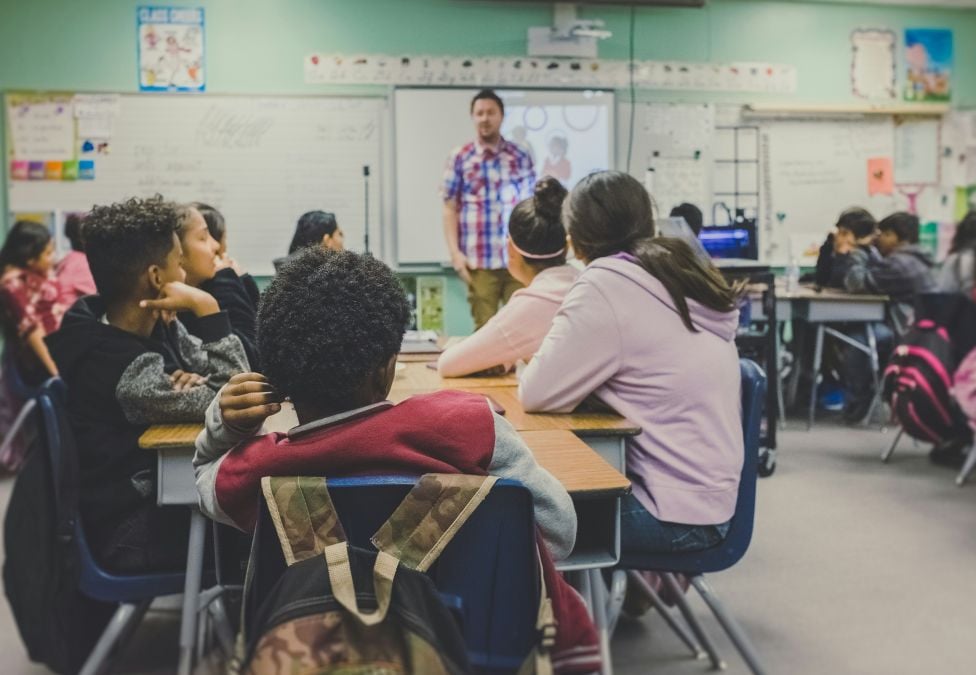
left=882, top=318, right=970, bottom=443
left=236, top=474, right=556, bottom=675
left=3, top=384, right=113, bottom=674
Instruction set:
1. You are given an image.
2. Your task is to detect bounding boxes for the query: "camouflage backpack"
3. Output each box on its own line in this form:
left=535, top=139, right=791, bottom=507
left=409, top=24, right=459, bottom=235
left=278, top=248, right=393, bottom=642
left=236, top=474, right=556, bottom=675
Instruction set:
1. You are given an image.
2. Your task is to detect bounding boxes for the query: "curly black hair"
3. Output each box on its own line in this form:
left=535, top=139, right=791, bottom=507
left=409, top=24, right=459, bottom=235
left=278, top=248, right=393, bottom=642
left=257, top=247, right=411, bottom=408
left=84, top=196, right=180, bottom=304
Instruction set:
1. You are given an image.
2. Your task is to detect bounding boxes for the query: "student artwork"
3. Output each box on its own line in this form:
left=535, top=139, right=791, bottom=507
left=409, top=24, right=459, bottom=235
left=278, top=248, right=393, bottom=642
left=138, top=6, right=206, bottom=92
left=304, top=53, right=797, bottom=93
left=867, top=157, right=894, bottom=195
left=904, top=29, right=952, bottom=102
left=417, top=277, right=445, bottom=333
left=5, top=93, right=77, bottom=181
left=851, top=29, right=896, bottom=99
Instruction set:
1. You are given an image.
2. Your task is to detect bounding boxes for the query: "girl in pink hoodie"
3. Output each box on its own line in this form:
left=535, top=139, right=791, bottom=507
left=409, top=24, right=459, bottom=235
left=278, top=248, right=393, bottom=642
left=520, top=171, right=743, bottom=556
left=437, top=177, right=579, bottom=377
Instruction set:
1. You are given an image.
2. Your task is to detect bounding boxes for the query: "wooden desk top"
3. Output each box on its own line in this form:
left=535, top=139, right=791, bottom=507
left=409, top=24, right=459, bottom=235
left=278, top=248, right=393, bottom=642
left=394, top=361, right=517, bottom=390
left=750, top=282, right=888, bottom=303
left=140, top=423, right=629, bottom=497
left=521, top=430, right=630, bottom=496
left=390, top=386, right=641, bottom=436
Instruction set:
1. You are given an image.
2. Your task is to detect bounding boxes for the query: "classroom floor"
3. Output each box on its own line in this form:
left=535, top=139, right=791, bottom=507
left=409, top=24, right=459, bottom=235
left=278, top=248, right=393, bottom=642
left=0, top=418, right=975, bottom=674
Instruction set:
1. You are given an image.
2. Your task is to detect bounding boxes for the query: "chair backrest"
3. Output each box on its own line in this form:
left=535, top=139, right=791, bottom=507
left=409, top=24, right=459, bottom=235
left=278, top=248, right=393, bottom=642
left=621, top=357, right=766, bottom=574
left=247, top=475, right=539, bottom=673
left=35, top=380, right=185, bottom=601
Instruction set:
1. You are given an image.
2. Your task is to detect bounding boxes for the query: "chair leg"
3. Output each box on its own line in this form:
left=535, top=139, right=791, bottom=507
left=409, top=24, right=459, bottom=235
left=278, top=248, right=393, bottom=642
left=78, top=600, right=150, bottom=675
left=807, top=325, right=825, bottom=430
left=626, top=571, right=702, bottom=659
left=690, top=576, right=767, bottom=675
left=208, top=596, right=237, bottom=658
left=587, top=569, right=614, bottom=675
left=606, top=570, right=627, bottom=637
left=660, top=573, right=725, bottom=670
left=955, top=444, right=976, bottom=486
left=0, top=398, right=35, bottom=468
left=881, top=428, right=904, bottom=463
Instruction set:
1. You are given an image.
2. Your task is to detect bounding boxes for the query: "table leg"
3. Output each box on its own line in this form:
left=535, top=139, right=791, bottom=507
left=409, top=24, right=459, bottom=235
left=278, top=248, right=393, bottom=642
left=807, top=324, right=824, bottom=430
left=774, top=320, right=786, bottom=429
left=178, top=509, right=207, bottom=675
left=864, top=323, right=883, bottom=426
left=588, top=569, right=614, bottom=675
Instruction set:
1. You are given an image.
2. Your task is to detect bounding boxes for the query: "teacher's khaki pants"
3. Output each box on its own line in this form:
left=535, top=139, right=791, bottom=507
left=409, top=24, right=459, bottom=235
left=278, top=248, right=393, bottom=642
left=467, top=268, right=523, bottom=330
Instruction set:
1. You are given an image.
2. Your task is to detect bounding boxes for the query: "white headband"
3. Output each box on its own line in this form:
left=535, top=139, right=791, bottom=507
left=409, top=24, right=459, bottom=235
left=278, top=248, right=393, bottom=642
left=509, top=237, right=566, bottom=260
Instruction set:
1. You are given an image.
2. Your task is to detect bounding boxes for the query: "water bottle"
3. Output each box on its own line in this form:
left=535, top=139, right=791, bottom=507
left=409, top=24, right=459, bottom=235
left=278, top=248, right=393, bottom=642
left=785, top=258, right=800, bottom=293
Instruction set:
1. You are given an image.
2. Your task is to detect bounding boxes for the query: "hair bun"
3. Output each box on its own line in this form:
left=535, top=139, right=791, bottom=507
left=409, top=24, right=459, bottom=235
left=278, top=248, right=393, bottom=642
left=533, top=176, right=568, bottom=224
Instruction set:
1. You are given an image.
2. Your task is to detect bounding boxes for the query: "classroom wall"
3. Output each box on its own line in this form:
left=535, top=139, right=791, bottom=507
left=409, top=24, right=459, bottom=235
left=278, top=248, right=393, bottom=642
left=3, top=0, right=976, bottom=335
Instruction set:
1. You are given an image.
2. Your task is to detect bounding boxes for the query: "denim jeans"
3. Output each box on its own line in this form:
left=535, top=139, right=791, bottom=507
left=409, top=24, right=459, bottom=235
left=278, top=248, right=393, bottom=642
left=620, top=493, right=731, bottom=555
left=841, top=321, right=894, bottom=410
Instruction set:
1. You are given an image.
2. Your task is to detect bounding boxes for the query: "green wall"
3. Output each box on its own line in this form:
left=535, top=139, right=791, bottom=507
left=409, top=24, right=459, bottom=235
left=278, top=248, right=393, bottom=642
left=3, top=0, right=975, bottom=335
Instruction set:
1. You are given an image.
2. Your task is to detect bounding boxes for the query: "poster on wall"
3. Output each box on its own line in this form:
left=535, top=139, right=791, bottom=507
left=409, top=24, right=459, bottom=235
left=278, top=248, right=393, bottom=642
left=851, top=29, right=895, bottom=99
left=137, top=6, right=206, bottom=92
left=904, top=28, right=952, bottom=102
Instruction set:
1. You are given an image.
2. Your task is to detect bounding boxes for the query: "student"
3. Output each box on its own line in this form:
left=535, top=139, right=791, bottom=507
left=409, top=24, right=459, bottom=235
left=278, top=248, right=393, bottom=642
left=272, top=210, right=344, bottom=272
left=937, top=211, right=976, bottom=296
left=0, top=220, right=65, bottom=381
left=56, top=213, right=97, bottom=307
left=45, top=196, right=247, bottom=572
left=177, top=205, right=259, bottom=368
left=838, top=211, right=936, bottom=421
left=813, top=207, right=878, bottom=289
left=192, top=201, right=261, bottom=306
left=193, top=248, right=601, bottom=673
left=520, top=171, right=743, bottom=560
left=669, top=202, right=704, bottom=237
left=437, top=177, right=579, bottom=377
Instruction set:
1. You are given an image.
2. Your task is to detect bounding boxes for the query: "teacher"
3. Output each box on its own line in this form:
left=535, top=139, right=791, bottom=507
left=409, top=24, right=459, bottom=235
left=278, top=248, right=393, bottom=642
left=442, top=89, right=536, bottom=329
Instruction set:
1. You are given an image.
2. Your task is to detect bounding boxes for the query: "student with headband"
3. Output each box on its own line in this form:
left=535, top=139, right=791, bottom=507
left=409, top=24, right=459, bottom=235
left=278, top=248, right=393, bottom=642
left=437, top=177, right=579, bottom=377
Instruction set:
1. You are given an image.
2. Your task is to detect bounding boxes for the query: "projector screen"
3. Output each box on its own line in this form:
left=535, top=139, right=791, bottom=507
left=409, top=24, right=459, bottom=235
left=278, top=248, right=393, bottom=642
left=394, top=87, right=615, bottom=265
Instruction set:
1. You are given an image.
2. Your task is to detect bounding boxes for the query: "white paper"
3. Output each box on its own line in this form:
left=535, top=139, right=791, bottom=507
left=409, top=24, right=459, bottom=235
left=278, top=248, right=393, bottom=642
left=6, top=99, right=75, bottom=161
left=851, top=30, right=896, bottom=99
left=894, top=118, right=940, bottom=185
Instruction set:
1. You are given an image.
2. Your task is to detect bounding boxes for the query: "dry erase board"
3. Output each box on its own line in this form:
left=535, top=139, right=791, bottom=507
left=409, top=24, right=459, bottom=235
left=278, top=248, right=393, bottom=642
left=394, top=87, right=615, bottom=266
left=6, top=93, right=384, bottom=276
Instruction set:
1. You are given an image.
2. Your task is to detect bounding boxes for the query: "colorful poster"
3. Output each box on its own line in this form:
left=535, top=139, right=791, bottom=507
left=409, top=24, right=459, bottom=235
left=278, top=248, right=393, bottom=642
left=417, top=277, right=445, bottom=333
left=904, top=28, right=952, bottom=102
left=138, top=6, right=205, bottom=92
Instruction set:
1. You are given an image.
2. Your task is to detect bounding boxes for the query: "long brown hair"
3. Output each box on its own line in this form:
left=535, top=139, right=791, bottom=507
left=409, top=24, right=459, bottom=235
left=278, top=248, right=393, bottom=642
left=564, top=170, right=740, bottom=332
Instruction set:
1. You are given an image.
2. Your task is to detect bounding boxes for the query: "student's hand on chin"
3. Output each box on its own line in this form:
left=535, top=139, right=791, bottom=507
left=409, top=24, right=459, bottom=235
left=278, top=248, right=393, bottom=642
left=220, top=372, right=284, bottom=430
left=140, top=282, right=220, bottom=317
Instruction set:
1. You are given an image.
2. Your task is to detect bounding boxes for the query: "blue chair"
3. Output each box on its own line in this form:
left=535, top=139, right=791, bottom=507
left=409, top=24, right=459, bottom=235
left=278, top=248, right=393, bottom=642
left=36, top=380, right=190, bottom=675
left=618, top=358, right=767, bottom=675
left=0, top=346, right=44, bottom=470
left=246, top=476, right=540, bottom=674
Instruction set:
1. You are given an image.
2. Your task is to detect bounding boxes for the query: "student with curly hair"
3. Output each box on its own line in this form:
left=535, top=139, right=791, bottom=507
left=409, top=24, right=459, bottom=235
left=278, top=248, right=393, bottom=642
left=193, top=248, right=602, bottom=673
left=45, top=196, right=248, bottom=572
left=437, top=177, right=579, bottom=377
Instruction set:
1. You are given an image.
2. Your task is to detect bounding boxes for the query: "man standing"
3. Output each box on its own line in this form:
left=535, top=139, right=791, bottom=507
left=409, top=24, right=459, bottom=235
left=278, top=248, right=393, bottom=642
left=442, top=89, right=536, bottom=329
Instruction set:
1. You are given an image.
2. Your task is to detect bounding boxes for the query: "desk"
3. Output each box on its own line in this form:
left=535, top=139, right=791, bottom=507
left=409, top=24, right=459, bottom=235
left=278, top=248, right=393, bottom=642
left=394, top=361, right=517, bottom=389
left=141, top=410, right=630, bottom=675
left=751, top=283, right=888, bottom=427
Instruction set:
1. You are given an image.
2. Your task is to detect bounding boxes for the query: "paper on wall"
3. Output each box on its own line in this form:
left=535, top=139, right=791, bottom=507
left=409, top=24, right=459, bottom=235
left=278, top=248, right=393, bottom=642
left=851, top=29, right=896, bottom=99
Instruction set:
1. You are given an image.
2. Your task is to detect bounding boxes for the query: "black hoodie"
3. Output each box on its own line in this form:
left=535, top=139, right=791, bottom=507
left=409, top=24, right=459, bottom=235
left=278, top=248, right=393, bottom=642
left=179, top=267, right=260, bottom=369
left=45, top=296, right=248, bottom=552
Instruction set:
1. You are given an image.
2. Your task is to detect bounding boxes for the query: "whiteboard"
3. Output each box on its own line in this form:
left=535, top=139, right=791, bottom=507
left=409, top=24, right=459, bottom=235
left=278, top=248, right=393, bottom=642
left=394, top=87, right=614, bottom=265
left=761, top=118, right=898, bottom=263
left=7, top=94, right=384, bottom=276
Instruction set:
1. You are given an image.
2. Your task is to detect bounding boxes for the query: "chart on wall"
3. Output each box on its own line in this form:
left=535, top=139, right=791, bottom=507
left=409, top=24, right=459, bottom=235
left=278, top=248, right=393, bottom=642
left=394, top=88, right=614, bottom=265
left=6, top=92, right=384, bottom=276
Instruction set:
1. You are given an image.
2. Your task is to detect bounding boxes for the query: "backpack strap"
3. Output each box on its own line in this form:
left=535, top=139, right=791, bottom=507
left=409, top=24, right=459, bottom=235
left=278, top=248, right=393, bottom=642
left=323, top=543, right=399, bottom=626
left=516, top=550, right=556, bottom=675
left=260, top=476, right=347, bottom=565
left=371, top=473, right=498, bottom=572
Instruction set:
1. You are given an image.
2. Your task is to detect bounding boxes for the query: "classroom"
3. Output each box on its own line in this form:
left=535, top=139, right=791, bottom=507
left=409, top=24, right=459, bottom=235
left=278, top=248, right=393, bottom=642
left=1, top=0, right=975, bottom=673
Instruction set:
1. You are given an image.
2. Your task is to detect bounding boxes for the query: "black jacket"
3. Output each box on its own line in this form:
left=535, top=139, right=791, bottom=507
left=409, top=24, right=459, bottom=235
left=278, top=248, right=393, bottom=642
left=180, top=268, right=259, bottom=369
left=45, top=296, right=246, bottom=551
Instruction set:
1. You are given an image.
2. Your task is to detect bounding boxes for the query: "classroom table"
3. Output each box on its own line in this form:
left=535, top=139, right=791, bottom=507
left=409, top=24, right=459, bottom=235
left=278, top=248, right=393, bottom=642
left=394, top=360, right=517, bottom=389
left=140, top=403, right=631, bottom=675
left=750, top=283, right=888, bottom=428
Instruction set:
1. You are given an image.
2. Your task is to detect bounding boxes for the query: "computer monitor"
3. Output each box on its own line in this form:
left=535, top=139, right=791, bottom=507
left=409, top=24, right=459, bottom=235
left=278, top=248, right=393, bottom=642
left=700, top=219, right=759, bottom=260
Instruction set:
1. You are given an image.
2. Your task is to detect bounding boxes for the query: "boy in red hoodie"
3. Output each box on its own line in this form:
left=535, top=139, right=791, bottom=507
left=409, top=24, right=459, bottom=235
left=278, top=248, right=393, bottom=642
left=193, top=247, right=600, bottom=672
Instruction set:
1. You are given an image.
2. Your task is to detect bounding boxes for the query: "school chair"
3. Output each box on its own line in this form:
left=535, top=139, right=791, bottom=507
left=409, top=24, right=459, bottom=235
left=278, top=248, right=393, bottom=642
left=0, top=346, right=43, bottom=470
left=245, top=476, right=540, bottom=674
left=614, top=358, right=767, bottom=675
left=34, top=380, right=230, bottom=675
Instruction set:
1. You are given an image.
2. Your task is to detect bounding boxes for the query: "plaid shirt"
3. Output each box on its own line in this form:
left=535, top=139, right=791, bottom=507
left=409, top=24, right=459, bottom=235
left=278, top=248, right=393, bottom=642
left=442, top=138, right=535, bottom=270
